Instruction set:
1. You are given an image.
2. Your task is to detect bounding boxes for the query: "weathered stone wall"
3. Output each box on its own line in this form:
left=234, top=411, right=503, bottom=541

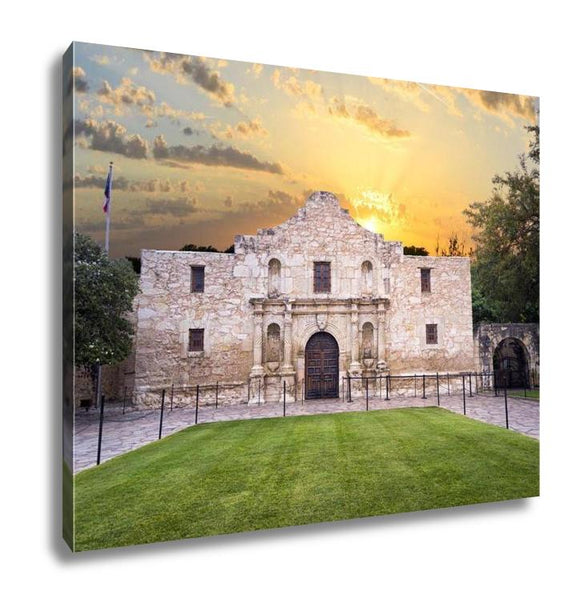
left=474, top=323, right=540, bottom=383
left=133, top=191, right=476, bottom=406
left=388, top=255, right=476, bottom=374
left=134, top=250, right=254, bottom=407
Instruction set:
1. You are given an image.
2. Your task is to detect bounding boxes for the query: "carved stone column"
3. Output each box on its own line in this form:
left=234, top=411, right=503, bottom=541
left=280, top=301, right=296, bottom=401
left=282, top=302, right=293, bottom=370
left=349, top=302, right=361, bottom=374
left=250, top=301, right=265, bottom=377
left=377, top=301, right=387, bottom=372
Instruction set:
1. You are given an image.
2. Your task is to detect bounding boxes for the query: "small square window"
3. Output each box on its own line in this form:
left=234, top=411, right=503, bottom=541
left=426, top=324, right=438, bottom=345
left=314, top=262, right=331, bottom=293
left=191, top=266, right=205, bottom=292
left=421, top=268, right=431, bottom=293
left=188, top=328, right=204, bottom=351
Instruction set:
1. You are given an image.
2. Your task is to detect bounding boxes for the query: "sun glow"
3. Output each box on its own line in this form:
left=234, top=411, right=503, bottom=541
left=351, top=188, right=405, bottom=237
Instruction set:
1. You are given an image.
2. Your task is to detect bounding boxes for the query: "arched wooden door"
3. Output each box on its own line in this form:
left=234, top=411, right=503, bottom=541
left=305, top=332, right=339, bottom=399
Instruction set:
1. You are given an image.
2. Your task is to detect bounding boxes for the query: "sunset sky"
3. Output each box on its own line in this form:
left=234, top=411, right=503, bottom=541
left=71, top=41, right=539, bottom=259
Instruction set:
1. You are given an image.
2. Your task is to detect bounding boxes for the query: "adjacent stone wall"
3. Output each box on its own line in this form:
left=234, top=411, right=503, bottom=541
left=474, top=323, right=540, bottom=383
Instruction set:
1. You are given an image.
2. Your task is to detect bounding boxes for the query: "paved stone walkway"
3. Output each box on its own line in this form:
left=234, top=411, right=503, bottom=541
left=73, top=392, right=539, bottom=473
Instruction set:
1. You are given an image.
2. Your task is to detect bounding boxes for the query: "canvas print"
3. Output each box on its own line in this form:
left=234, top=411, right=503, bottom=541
left=62, top=42, right=539, bottom=552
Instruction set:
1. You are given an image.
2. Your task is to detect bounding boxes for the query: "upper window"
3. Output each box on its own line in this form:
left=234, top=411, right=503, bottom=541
left=314, top=262, right=331, bottom=293
left=191, top=266, right=205, bottom=293
left=188, top=328, right=204, bottom=352
left=420, top=268, right=431, bottom=293
left=426, top=324, right=438, bottom=345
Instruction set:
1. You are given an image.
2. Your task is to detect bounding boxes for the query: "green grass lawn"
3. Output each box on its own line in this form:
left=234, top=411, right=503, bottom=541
left=508, top=389, right=540, bottom=400
left=73, top=408, right=539, bottom=551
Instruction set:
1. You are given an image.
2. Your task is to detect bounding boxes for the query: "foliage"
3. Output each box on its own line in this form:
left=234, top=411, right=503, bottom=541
left=180, top=244, right=219, bottom=252
left=403, top=245, right=429, bottom=256
left=435, top=232, right=471, bottom=257
left=464, top=125, right=539, bottom=323
left=125, top=256, right=141, bottom=274
left=74, top=233, right=139, bottom=367
left=74, top=408, right=539, bottom=551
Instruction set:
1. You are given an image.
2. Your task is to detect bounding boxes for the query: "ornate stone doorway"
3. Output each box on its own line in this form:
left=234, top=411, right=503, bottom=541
left=305, top=332, right=339, bottom=399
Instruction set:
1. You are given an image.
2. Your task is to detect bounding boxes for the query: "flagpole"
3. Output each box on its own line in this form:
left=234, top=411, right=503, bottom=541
left=96, top=161, right=113, bottom=409
left=104, top=161, right=113, bottom=255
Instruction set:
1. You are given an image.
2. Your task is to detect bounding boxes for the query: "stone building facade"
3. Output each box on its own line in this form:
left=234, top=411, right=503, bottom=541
left=134, top=191, right=476, bottom=406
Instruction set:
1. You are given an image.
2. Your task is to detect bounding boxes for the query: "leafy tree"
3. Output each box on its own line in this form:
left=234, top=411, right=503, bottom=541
left=435, top=232, right=471, bottom=257
left=180, top=244, right=219, bottom=252
left=464, top=125, right=539, bottom=323
left=403, top=245, right=429, bottom=256
left=74, top=233, right=139, bottom=367
left=125, top=256, right=141, bottom=274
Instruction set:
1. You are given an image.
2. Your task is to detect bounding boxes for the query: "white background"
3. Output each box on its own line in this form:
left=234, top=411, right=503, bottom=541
left=2, top=1, right=578, bottom=613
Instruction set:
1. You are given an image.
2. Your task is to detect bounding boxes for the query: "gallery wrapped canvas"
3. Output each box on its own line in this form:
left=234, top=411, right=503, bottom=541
left=63, top=41, right=539, bottom=552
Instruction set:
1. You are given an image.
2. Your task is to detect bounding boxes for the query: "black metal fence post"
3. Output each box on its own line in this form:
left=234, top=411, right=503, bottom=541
left=462, top=375, right=466, bottom=415
left=283, top=381, right=286, bottom=416
left=436, top=372, right=440, bottom=406
left=365, top=377, right=369, bottom=411
left=96, top=394, right=105, bottom=466
left=469, top=373, right=473, bottom=397
left=504, top=380, right=509, bottom=429
left=422, top=374, right=426, bottom=399
left=170, top=383, right=174, bottom=412
left=385, top=374, right=389, bottom=401
left=158, top=389, right=166, bottom=440
left=347, top=374, right=352, bottom=403
left=195, top=384, right=199, bottom=425
left=493, top=370, right=498, bottom=397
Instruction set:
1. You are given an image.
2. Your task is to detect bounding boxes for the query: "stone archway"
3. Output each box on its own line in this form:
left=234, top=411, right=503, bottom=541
left=305, top=332, right=339, bottom=399
left=493, top=337, right=530, bottom=388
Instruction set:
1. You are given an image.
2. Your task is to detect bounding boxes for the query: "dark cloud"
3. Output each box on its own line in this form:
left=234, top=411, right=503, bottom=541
left=145, top=52, right=236, bottom=107
left=183, top=127, right=194, bottom=136
left=75, top=119, right=148, bottom=159
left=74, top=173, right=189, bottom=194
left=97, top=78, right=156, bottom=112
left=152, top=134, right=283, bottom=174
left=144, top=196, right=197, bottom=217
left=474, top=90, right=537, bottom=122
left=328, top=99, right=411, bottom=139
left=73, top=67, right=89, bottom=93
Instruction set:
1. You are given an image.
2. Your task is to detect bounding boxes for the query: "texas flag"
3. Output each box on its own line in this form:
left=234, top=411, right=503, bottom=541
left=102, top=165, right=112, bottom=214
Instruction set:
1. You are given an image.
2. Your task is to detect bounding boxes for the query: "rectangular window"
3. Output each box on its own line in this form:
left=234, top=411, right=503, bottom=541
left=188, top=328, right=204, bottom=352
left=420, top=268, right=431, bottom=293
left=314, top=262, right=331, bottom=293
left=426, top=324, right=438, bottom=345
left=191, top=266, right=205, bottom=293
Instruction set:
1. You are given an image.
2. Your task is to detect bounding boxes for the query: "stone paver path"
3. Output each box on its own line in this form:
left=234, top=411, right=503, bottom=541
left=74, top=392, right=539, bottom=473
